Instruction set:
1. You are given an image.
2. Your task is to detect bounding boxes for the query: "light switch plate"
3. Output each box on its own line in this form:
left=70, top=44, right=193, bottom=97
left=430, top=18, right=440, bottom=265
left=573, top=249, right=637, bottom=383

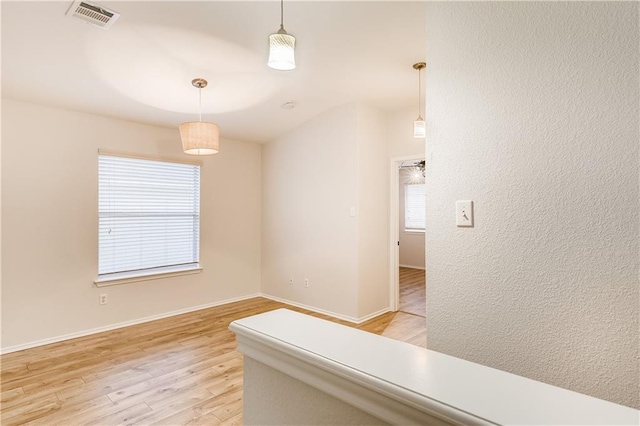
left=456, top=200, right=473, bottom=227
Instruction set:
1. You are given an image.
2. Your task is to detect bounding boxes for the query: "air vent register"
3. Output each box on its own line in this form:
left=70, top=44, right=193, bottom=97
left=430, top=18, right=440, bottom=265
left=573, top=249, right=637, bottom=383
left=66, top=1, right=119, bottom=29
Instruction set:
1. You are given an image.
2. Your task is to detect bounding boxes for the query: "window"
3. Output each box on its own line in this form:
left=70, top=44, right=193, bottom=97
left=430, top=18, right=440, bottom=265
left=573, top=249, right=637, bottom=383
left=97, top=153, right=201, bottom=283
left=404, top=183, right=425, bottom=231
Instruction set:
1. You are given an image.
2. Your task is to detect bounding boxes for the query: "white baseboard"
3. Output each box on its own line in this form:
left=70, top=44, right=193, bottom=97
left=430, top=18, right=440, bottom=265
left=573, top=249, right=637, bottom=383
left=259, top=294, right=360, bottom=323
left=260, top=293, right=390, bottom=325
left=1, top=293, right=391, bottom=354
left=0, top=293, right=262, bottom=355
left=399, top=264, right=426, bottom=270
left=357, top=306, right=391, bottom=323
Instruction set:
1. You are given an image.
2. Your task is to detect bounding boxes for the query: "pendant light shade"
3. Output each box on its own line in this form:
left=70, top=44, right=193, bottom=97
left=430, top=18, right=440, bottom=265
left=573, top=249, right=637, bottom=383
left=268, top=30, right=296, bottom=70
left=413, top=62, right=426, bottom=139
left=268, top=0, right=295, bottom=70
left=180, top=122, right=219, bottom=155
left=413, top=118, right=426, bottom=139
left=180, top=78, right=220, bottom=156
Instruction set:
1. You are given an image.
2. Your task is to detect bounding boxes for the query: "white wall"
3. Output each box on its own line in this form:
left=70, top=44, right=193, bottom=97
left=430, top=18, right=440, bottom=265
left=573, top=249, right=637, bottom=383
left=388, top=107, right=425, bottom=159
left=399, top=170, right=425, bottom=269
left=243, top=358, right=388, bottom=426
left=261, top=103, right=360, bottom=319
left=356, top=104, right=389, bottom=317
left=424, top=2, right=639, bottom=408
left=261, top=102, right=389, bottom=320
left=1, top=99, right=262, bottom=350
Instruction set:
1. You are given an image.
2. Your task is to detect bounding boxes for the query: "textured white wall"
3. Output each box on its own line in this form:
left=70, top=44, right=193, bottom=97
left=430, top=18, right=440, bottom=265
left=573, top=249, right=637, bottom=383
left=1, top=99, right=262, bottom=349
left=399, top=170, right=425, bottom=269
left=424, top=2, right=639, bottom=408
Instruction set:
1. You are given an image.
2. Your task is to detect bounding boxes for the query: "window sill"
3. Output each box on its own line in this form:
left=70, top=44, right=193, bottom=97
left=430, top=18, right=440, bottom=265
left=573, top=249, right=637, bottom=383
left=95, top=265, right=202, bottom=287
left=404, top=229, right=425, bottom=234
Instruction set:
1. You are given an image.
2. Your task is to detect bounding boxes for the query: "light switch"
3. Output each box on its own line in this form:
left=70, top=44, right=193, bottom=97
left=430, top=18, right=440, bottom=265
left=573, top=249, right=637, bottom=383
left=349, top=206, right=356, bottom=217
left=456, top=200, right=473, bottom=227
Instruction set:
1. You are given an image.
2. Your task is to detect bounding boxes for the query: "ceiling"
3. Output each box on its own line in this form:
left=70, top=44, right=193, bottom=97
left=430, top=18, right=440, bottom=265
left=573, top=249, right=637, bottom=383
left=1, top=1, right=426, bottom=143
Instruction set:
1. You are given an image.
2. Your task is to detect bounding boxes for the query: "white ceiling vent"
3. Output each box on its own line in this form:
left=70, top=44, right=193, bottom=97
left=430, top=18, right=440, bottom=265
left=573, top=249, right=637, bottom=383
left=66, top=1, right=120, bottom=29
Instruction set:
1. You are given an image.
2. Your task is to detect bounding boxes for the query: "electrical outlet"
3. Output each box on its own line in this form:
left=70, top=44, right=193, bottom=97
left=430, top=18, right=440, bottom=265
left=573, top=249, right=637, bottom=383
left=288, top=276, right=294, bottom=285
left=99, top=294, right=108, bottom=305
left=304, top=278, right=309, bottom=288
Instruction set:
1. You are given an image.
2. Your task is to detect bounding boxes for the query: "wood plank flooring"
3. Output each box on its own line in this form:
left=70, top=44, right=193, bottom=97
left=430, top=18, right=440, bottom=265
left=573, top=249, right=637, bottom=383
left=399, top=266, right=426, bottom=317
left=1, top=297, right=426, bottom=425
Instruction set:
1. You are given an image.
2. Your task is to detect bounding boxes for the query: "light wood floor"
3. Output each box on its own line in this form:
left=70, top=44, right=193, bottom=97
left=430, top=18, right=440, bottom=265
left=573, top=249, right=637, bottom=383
left=1, top=297, right=426, bottom=425
left=399, top=266, right=426, bottom=317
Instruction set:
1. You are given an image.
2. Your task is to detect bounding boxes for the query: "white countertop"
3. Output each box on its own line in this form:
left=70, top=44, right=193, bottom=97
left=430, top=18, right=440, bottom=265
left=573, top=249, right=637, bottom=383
left=230, top=308, right=639, bottom=426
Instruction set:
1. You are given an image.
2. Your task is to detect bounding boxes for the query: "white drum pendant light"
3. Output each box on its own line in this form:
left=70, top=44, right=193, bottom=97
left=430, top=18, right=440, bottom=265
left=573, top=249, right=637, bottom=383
left=413, top=62, right=426, bottom=139
left=179, top=78, right=220, bottom=155
left=268, top=0, right=296, bottom=70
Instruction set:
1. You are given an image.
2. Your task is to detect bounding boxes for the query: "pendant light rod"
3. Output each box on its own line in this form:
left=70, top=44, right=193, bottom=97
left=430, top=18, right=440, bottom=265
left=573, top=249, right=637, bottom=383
left=417, top=66, right=421, bottom=117
left=198, top=87, right=202, bottom=122
left=413, top=62, right=426, bottom=119
left=191, top=78, right=207, bottom=122
left=280, top=0, right=284, bottom=30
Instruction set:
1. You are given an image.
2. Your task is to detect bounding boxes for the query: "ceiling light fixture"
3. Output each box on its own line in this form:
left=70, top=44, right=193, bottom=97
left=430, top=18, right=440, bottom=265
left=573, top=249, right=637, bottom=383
left=413, top=62, right=426, bottom=139
left=268, top=0, right=296, bottom=71
left=179, top=78, right=220, bottom=156
left=399, top=160, right=426, bottom=183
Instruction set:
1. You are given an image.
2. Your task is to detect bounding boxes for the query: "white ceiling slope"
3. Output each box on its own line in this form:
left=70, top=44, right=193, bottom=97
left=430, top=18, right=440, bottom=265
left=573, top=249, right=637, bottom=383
left=1, top=1, right=426, bottom=143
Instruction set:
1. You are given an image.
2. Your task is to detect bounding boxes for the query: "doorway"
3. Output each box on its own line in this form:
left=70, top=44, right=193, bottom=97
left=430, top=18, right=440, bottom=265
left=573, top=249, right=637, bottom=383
left=389, top=155, right=426, bottom=318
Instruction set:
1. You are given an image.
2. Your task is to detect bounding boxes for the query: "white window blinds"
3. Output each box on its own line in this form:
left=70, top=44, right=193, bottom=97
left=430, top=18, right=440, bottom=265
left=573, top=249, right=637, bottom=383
left=98, top=154, right=201, bottom=277
left=405, top=183, right=426, bottom=230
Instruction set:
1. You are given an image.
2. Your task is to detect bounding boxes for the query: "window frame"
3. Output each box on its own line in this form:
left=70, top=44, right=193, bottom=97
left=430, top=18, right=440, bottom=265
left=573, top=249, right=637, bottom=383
left=94, top=150, right=203, bottom=286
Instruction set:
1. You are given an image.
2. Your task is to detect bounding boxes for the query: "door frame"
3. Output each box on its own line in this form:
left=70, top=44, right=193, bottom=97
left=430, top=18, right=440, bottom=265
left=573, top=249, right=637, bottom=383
left=389, top=154, right=425, bottom=312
